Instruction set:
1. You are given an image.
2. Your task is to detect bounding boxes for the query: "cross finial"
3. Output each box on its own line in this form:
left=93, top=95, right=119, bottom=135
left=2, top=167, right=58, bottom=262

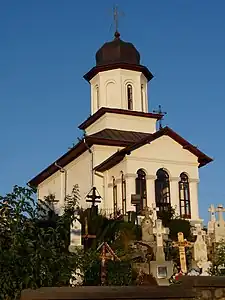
left=112, top=5, right=124, bottom=38
left=153, top=105, right=167, bottom=130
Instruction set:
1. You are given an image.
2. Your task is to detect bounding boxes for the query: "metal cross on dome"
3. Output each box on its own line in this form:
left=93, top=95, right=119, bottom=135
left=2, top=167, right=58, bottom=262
left=112, top=5, right=124, bottom=35
left=153, top=105, right=167, bottom=130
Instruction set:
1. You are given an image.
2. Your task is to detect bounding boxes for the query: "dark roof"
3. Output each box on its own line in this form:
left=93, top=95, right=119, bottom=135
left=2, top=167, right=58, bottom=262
left=84, top=63, right=153, bottom=83
left=90, top=129, right=150, bottom=143
left=28, top=127, right=213, bottom=187
left=79, top=107, right=162, bottom=131
left=28, top=129, right=148, bottom=187
left=94, top=126, right=213, bottom=172
left=96, top=32, right=140, bottom=66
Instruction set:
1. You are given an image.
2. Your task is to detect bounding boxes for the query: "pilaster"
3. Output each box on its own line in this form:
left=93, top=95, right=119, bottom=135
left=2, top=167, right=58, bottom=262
left=170, top=177, right=180, bottom=216
left=125, top=173, right=136, bottom=212
left=189, top=178, right=200, bottom=220
left=146, top=175, right=156, bottom=207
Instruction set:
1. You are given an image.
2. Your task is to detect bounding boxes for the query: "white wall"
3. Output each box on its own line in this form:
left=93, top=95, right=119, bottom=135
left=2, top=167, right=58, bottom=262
left=85, top=112, right=157, bottom=135
left=37, top=136, right=201, bottom=221
left=90, top=69, right=148, bottom=114
left=105, top=135, right=200, bottom=221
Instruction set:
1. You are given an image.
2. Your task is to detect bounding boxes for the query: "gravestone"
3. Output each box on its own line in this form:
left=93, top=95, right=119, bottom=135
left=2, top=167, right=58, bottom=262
left=141, top=207, right=154, bottom=243
left=208, top=204, right=216, bottom=235
left=193, top=224, right=208, bottom=269
left=173, top=232, right=192, bottom=274
left=68, top=215, right=83, bottom=286
left=215, top=204, right=225, bottom=242
left=150, top=219, right=173, bottom=286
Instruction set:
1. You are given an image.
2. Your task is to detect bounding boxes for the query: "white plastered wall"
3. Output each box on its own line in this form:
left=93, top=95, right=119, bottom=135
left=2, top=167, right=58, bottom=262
left=104, top=135, right=200, bottom=221
left=90, top=69, right=148, bottom=114
left=37, top=144, right=122, bottom=214
left=85, top=113, right=157, bottom=135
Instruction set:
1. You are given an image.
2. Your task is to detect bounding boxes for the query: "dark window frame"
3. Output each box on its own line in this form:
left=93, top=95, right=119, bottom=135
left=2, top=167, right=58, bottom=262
left=179, top=173, right=191, bottom=219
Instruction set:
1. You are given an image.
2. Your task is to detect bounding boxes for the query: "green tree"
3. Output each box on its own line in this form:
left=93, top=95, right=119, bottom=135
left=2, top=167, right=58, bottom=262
left=210, top=241, right=225, bottom=276
left=0, top=185, right=80, bottom=300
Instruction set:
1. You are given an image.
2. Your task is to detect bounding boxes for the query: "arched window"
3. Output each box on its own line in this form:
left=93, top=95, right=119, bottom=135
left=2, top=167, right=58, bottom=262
left=127, top=84, right=133, bottom=110
left=113, top=177, right=117, bottom=218
left=155, top=169, right=171, bottom=212
left=141, top=84, right=144, bottom=111
left=96, top=85, right=99, bottom=109
left=179, top=173, right=191, bottom=219
left=135, top=169, right=147, bottom=214
left=121, top=173, right=126, bottom=215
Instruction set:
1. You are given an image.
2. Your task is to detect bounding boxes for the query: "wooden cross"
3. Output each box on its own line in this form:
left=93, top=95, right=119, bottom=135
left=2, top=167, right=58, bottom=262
left=153, top=105, right=167, bottom=129
left=216, top=204, right=225, bottom=223
left=86, top=187, right=101, bottom=207
left=82, top=217, right=96, bottom=242
left=172, top=232, right=192, bottom=274
left=98, top=242, right=120, bottom=285
left=208, top=204, right=216, bottom=222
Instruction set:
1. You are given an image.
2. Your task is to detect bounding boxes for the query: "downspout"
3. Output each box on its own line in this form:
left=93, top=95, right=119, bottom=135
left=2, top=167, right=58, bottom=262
left=55, top=162, right=67, bottom=203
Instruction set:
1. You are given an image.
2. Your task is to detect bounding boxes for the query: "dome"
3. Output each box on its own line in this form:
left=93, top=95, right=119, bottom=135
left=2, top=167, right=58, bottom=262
left=95, top=32, right=140, bottom=66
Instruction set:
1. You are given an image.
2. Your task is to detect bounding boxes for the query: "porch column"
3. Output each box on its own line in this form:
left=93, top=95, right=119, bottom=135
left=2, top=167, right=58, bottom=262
left=115, top=178, right=122, bottom=212
left=146, top=175, right=156, bottom=208
left=170, top=177, right=180, bottom=216
left=189, top=178, right=200, bottom=220
left=125, top=173, right=136, bottom=212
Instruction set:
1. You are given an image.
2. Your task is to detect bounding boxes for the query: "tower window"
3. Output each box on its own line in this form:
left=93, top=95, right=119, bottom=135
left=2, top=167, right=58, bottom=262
left=141, top=84, right=144, bottom=112
left=135, top=169, right=147, bottom=214
left=155, top=169, right=171, bottom=213
left=127, top=84, right=133, bottom=110
left=121, top=172, right=126, bottom=215
left=179, top=173, right=191, bottom=219
left=96, top=85, right=99, bottom=109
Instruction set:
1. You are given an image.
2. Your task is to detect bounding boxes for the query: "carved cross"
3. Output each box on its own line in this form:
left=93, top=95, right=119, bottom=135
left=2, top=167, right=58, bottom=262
left=216, top=204, right=225, bottom=223
left=193, top=224, right=206, bottom=239
left=172, top=232, right=192, bottom=274
left=153, top=219, right=169, bottom=247
left=150, top=203, right=159, bottom=224
left=208, top=204, right=216, bottom=222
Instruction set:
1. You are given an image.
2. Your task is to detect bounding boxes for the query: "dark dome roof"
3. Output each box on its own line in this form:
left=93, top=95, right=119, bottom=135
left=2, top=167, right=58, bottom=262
left=95, top=32, right=140, bottom=66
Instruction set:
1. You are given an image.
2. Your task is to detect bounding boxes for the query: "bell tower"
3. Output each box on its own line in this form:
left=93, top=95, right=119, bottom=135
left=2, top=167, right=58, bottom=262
left=84, top=31, right=153, bottom=115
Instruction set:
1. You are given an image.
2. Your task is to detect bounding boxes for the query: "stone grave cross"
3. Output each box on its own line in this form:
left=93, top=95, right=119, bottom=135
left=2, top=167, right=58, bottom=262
left=216, top=204, right=225, bottom=222
left=153, top=219, right=169, bottom=261
left=150, top=203, right=159, bottom=224
left=209, top=204, right=216, bottom=222
left=208, top=204, right=216, bottom=235
left=172, top=232, right=192, bottom=274
left=193, top=224, right=208, bottom=268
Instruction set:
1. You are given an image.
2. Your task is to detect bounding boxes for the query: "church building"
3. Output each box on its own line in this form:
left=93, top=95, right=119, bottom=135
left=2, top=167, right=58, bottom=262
left=28, top=30, right=213, bottom=223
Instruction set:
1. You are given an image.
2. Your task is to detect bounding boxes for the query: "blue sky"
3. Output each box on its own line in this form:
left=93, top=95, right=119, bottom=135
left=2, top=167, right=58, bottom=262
left=0, top=0, right=224, bottom=221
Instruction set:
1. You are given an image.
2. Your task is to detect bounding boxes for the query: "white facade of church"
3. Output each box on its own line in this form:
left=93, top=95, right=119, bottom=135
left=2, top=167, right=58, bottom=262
left=29, top=32, right=212, bottom=223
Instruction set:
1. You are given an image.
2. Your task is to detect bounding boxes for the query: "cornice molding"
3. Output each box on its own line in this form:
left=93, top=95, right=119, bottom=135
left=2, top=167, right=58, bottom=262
left=146, top=175, right=157, bottom=180
left=189, top=178, right=200, bottom=183
left=124, top=173, right=137, bottom=179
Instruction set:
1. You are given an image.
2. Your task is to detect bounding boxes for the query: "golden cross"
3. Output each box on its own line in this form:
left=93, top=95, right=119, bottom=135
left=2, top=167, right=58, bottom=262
left=172, top=232, right=192, bottom=274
